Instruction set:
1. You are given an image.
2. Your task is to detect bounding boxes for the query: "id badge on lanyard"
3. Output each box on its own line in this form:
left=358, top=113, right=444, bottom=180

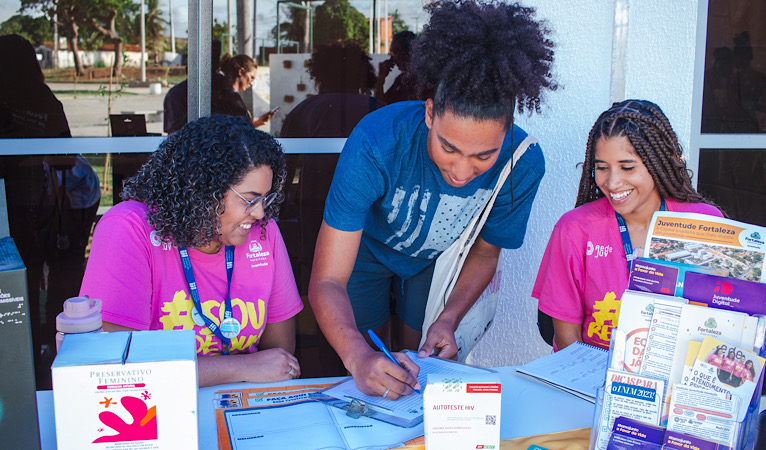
left=615, top=198, right=666, bottom=272
left=178, top=246, right=240, bottom=355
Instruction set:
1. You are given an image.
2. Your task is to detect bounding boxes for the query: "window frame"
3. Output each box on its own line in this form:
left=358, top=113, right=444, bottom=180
left=689, top=0, right=766, bottom=185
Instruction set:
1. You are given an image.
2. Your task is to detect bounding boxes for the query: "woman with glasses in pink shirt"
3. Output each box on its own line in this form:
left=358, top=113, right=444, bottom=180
left=80, top=115, right=303, bottom=387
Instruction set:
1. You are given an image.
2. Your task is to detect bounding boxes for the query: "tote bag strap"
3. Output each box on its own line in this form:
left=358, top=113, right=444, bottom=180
left=445, top=134, right=539, bottom=292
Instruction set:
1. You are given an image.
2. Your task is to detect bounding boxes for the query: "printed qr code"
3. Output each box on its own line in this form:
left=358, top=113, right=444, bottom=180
left=485, top=415, right=496, bottom=425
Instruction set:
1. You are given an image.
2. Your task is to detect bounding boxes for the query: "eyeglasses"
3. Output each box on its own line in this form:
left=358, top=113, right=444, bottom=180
left=229, top=187, right=278, bottom=214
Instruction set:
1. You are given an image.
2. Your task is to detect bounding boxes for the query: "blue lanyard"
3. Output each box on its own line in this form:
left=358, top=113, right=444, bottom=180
left=615, top=198, right=666, bottom=272
left=178, top=245, right=235, bottom=354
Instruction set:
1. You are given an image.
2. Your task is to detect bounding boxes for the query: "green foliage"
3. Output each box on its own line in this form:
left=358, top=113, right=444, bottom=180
left=391, top=9, right=409, bottom=34
left=0, top=14, right=53, bottom=46
left=94, top=59, right=107, bottom=68
left=213, top=18, right=236, bottom=54
left=314, top=0, right=369, bottom=48
left=271, top=3, right=307, bottom=51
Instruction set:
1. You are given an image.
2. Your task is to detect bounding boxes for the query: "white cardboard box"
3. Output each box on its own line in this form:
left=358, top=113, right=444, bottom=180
left=424, top=373, right=502, bottom=450
left=52, top=330, right=198, bottom=449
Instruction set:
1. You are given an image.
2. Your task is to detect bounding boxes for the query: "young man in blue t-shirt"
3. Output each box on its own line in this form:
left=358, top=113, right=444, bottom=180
left=308, top=0, right=557, bottom=399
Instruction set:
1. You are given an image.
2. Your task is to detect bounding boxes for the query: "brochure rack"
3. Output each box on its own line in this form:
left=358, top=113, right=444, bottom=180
left=588, top=307, right=766, bottom=450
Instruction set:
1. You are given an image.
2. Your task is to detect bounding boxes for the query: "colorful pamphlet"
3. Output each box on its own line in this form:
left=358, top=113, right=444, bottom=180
left=683, top=272, right=766, bottom=316
left=606, top=417, right=734, bottom=450
left=686, top=336, right=765, bottom=421
left=643, top=212, right=765, bottom=283
left=666, top=384, right=739, bottom=446
left=680, top=340, right=703, bottom=386
left=614, top=290, right=687, bottom=374
left=639, top=302, right=760, bottom=392
left=628, top=257, right=721, bottom=297
left=593, top=369, right=665, bottom=450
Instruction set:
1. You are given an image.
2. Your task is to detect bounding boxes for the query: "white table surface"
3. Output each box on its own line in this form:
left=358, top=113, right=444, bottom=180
left=37, top=366, right=599, bottom=449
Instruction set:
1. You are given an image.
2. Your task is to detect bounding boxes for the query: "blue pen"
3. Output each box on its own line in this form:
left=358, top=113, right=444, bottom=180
left=367, top=329, right=421, bottom=394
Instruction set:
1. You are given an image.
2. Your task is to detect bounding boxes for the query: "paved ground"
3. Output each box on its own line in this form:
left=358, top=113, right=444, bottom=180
left=52, top=82, right=169, bottom=136
left=51, top=69, right=272, bottom=137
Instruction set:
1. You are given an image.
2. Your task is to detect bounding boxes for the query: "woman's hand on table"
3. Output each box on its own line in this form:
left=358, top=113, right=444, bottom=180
left=245, top=348, right=301, bottom=382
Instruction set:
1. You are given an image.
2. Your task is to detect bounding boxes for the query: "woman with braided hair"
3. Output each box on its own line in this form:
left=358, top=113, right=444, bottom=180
left=533, top=99, right=723, bottom=351
left=309, top=0, right=556, bottom=399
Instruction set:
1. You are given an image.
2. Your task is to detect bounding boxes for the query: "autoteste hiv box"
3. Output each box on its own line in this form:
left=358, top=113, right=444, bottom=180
left=424, top=373, right=502, bottom=450
left=51, top=330, right=198, bottom=449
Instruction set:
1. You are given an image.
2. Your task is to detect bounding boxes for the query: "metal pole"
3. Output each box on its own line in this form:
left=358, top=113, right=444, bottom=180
left=169, top=0, right=176, bottom=54
left=140, top=0, right=146, bottom=82
left=376, top=0, right=381, bottom=53
left=227, top=0, right=233, bottom=54
left=369, top=1, right=373, bottom=54
left=252, top=0, right=257, bottom=59
left=384, top=0, right=388, bottom=53
left=188, top=0, right=212, bottom=122
left=276, top=4, right=281, bottom=53
left=53, top=12, right=58, bottom=69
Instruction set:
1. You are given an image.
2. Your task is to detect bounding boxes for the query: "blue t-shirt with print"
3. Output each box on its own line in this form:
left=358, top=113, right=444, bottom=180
left=324, top=101, right=545, bottom=279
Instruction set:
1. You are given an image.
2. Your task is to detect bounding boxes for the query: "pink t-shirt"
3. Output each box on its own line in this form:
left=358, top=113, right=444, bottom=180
left=741, top=367, right=755, bottom=382
left=707, top=354, right=723, bottom=368
left=732, top=359, right=746, bottom=378
left=721, top=357, right=736, bottom=373
left=80, top=200, right=303, bottom=356
left=532, top=197, right=722, bottom=350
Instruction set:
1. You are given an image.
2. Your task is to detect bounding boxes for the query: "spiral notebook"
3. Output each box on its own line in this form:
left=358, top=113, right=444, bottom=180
left=515, top=341, right=608, bottom=403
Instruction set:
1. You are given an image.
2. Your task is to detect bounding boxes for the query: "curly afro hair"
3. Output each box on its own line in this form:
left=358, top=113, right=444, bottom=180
left=308, top=41, right=376, bottom=95
left=576, top=99, right=713, bottom=209
left=412, top=0, right=557, bottom=125
left=121, top=115, right=287, bottom=249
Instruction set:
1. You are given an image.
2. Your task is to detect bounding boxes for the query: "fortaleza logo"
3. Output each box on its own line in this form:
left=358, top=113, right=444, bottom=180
left=697, top=318, right=721, bottom=336
left=744, top=231, right=764, bottom=246
left=247, top=240, right=270, bottom=259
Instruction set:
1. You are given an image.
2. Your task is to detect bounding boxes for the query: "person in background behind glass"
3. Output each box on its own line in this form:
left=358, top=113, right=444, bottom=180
left=0, top=34, right=101, bottom=389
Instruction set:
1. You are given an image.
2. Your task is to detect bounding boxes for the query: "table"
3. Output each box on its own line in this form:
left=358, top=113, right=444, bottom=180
left=36, top=366, right=595, bottom=449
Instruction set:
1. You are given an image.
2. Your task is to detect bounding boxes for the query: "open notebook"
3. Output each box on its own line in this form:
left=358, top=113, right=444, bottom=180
left=515, top=341, right=608, bottom=403
left=314, top=350, right=493, bottom=427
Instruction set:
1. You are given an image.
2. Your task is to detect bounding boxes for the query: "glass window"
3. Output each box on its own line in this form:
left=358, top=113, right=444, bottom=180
left=701, top=0, right=766, bottom=134
left=697, top=148, right=766, bottom=227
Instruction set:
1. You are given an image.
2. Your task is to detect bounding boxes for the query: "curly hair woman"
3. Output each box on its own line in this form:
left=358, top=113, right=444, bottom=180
left=308, top=0, right=556, bottom=399
left=80, top=115, right=303, bottom=387
left=533, top=100, right=723, bottom=351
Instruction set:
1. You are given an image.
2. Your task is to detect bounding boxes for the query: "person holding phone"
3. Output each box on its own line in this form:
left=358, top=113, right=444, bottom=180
left=218, top=54, right=277, bottom=128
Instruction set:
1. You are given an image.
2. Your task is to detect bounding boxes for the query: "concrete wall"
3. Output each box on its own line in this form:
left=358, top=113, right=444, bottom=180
left=469, top=0, right=701, bottom=367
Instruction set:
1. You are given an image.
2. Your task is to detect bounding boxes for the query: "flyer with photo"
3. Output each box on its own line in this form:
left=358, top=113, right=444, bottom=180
left=643, top=212, right=765, bottom=283
left=685, top=336, right=765, bottom=421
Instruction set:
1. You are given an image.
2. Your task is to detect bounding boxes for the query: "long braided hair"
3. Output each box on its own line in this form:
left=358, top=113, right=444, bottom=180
left=575, top=99, right=710, bottom=208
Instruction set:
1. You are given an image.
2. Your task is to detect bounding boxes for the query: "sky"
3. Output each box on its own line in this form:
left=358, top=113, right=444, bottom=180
left=0, top=0, right=431, bottom=43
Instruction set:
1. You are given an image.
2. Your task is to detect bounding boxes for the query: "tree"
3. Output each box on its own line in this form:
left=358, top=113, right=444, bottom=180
left=271, top=2, right=308, bottom=52
left=313, top=0, right=368, bottom=49
left=390, top=9, right=408, bottom=34
left=0, top=14, right=53, bottom=46
left=21, top=0, right=133, bottom=77
left=213, top=18, right=236, bottom=53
